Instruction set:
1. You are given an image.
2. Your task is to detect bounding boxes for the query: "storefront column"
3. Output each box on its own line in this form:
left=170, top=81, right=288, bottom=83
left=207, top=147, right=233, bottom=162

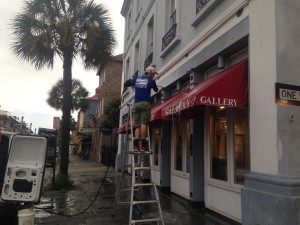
left=242, top=0, right=300, bottom=224
left=160, top=125, right=172, bottom=191
left=189, top=118, right=204, bottom=206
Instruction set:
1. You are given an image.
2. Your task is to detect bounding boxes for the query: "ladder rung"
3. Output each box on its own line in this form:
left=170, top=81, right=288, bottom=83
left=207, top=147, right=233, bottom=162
left=128, top=151, right=153, bottom=155
left=120, top=188, right=132, bottom=191
left=132, top=218, right=162, bottom=224
left=117, top=201, right=130, bottom=205
left=120, top=188, right=139, bottom=192
left=134, top=167, right=151, bottom=170
left=125, top=164, right=134, bottom=167
left=134, top=183, right=155, bottom=187
left=133, top=200, right=158, bottom=205
left=125, top=163, right=143, bottom=168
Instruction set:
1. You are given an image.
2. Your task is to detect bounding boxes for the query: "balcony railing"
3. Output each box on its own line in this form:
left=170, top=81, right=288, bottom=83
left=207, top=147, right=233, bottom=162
left=196, top=0, right=210, bottom=14
left=162, top=23, right=177, bottom=51
left=144, top=52, right=153, bottom=70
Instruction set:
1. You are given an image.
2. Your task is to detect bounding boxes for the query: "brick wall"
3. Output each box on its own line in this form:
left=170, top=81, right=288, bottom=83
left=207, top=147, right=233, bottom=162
left=90, top=57, right=123, bottom=163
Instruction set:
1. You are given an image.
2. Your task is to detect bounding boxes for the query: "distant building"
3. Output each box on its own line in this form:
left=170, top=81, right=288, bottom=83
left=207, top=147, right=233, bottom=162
left=0, top=110, right=30, bottom=134
left=76, top=88, right=99, bottom=158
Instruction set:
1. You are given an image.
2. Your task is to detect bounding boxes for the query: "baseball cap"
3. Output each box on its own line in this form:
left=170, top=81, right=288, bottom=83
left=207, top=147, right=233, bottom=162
left=145, top=66, right=158, bottom=74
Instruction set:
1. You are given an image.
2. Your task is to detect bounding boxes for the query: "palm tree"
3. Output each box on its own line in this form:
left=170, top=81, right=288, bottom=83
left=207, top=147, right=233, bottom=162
left=11, top=0, right=116, bottom=175
left=47, top=78, right=90, bottom=112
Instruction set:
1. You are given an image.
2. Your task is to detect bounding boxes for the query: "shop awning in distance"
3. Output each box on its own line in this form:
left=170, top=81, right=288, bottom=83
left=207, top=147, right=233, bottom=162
left=117, top=121, right=131, bottom=134
left=162, top=59, right=248, bottom=117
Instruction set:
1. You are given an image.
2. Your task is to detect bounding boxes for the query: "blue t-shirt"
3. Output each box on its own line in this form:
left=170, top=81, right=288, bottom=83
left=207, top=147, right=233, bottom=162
left=130, top=75, right=158, bottom=103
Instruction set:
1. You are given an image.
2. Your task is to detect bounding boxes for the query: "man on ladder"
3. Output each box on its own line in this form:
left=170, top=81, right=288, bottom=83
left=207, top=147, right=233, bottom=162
left=115, top=66, right=164, bottom=225
left=124, top=66, right=158, bottom=152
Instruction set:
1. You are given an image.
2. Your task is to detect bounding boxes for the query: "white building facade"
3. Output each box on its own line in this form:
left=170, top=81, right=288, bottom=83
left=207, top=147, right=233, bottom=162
left=117, top=0, right=300, bottom=224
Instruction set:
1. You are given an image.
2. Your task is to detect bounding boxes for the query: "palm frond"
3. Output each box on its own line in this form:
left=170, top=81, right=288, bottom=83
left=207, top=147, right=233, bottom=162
left=11, top=0, right=116, bottom=71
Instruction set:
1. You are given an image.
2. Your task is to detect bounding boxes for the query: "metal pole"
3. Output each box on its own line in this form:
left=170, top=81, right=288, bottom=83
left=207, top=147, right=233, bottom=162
left=0, top=105, right=2, bottom=143
left=20, top=116, right=24, bottom=134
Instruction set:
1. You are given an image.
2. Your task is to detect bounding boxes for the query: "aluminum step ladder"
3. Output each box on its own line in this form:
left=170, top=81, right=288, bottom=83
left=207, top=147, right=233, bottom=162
left=112, top=104, right=165, bottom=225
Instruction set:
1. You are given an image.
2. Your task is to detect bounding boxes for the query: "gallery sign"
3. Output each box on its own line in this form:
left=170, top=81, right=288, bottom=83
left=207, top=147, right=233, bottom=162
left=162, top=95, right=240, bottom=117
left=276, top=82, right=300, bottom=106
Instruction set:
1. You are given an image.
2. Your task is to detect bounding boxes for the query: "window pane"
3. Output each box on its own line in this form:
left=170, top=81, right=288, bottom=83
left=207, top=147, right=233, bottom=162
left=186, top=120, right=190, bottom=173
left=234, top=109, right=250, bottom=184
left=210, top=108, right=228, bottom=181
left=127, top=11, right=131, bottom=32
left=170, top=0, right=176, bottom=27
left=174, top=121, right=183, bottom=171
left=153, top=128, right=160, bottom=166
left=170, top=11, right=176, bottom=27
left=170, top=0, right=175, bottom=12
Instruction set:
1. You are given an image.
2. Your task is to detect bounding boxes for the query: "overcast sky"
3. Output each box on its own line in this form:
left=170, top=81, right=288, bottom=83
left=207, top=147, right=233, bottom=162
left=0, top=0, right=124, bottom=133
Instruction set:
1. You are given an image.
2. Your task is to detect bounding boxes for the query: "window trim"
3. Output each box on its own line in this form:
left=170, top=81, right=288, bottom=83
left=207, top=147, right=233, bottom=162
left=151, top=127, right=161, bottom=169
left=160, top=0, right=181, bottom=58
left=191, top=0, right=221, bottom=27
left=160, top=32, right=181, bottom=58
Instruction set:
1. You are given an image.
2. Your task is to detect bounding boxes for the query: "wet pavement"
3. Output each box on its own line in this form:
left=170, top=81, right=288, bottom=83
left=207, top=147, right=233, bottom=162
left=33, top=154, right=237, bottom=225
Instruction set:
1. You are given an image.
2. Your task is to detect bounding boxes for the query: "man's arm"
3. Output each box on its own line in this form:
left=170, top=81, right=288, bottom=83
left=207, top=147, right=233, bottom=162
left=152, top=81, right=158, bottom=92
left=124, top=79, right=132, bottom=88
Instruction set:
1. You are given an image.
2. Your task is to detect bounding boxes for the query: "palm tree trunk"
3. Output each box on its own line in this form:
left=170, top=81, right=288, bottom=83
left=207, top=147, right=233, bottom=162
left=60, top=51, right=73, bottom=176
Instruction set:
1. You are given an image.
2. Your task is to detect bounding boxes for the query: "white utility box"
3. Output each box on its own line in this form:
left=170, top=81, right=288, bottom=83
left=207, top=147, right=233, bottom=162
left=1, top=135, right=47, bottom=203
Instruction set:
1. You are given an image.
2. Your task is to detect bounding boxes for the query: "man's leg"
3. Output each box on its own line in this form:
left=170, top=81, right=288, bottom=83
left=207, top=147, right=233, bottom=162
left=140, top=124, right=149, bottom=151
left=140, top=103, right=151, bottom=151
left=134, top=126, right=141, bottom=139
left=140, top=124, right=147, bottom=139
left=133, top=127, right=141, bottom=151
left=133, top=103, right=142, bottom=151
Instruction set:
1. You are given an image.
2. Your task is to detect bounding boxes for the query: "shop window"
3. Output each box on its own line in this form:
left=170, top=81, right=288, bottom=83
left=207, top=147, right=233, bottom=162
left=173, top=120, right=190, bottom=174
left=208, top=106, right=250, bottom=186
left=234, top=108, right=250, bottom=184
left=153, top=128, right=160, bottom=167
left=174, top=121, right=183, bottom=171
left=210, top=108, right=228, bottom=181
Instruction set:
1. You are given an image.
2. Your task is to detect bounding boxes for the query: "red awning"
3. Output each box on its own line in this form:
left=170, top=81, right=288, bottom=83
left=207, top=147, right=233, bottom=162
left=162, top=60, right=248, bottom=117
left=150, top=89, right=190, bottom=121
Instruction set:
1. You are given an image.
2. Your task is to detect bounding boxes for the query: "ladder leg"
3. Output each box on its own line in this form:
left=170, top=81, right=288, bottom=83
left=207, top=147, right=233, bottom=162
left=129, top=154, right=135, bottom=225
left=112, top=104, right=132, bottom=217
left=148, top=126, right=165, bottom=225
left=112, top=146, right=127, bottom=216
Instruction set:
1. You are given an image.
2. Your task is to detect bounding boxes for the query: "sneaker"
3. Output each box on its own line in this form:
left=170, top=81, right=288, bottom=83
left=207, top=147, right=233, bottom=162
left=133, top=146, right=140, bottom=152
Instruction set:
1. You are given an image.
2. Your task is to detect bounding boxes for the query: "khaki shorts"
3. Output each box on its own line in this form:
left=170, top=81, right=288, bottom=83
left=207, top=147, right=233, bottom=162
left=133, top=102, right=151, bottom=128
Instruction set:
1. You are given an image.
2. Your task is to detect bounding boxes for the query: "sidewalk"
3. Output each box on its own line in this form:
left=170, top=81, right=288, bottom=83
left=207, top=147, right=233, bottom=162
left=35, top=154, right=237, bottom=225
